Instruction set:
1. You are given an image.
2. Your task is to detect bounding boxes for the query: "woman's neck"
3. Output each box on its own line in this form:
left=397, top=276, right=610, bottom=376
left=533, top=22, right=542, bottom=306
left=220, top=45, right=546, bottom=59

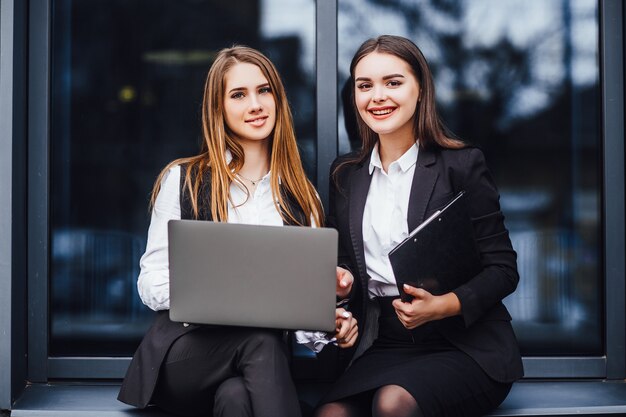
left=378, top=131, right=416, bottom=172
left=239, top=139, right=271, bottom=180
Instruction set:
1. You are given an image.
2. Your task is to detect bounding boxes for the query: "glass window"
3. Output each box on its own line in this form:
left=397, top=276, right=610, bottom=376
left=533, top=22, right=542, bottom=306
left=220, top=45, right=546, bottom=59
left=338, top=0, right=602, bottom=355
left=50, top=0, right=316, bottom=356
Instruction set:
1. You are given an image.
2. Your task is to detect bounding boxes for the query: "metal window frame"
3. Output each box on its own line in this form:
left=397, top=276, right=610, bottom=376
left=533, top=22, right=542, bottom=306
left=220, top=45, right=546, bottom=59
left=601, top=0, right=625, bottom=380
left=24, top=0, right=625, bottom=381
left=316, top=0, right=338, bottom=209
left=28, top=0, right=51, bottom=383
left=1, top=0, right=29, bottom=408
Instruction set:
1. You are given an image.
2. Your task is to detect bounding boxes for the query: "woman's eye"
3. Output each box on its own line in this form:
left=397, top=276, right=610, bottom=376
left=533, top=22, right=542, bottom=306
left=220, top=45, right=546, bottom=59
left=231, top=92, right=244, bottom=99
left=356, top=83, right=372, bottom=90
left=387, top=80, right=401, bottom=87
left=259, top=86, right=272, bottom=94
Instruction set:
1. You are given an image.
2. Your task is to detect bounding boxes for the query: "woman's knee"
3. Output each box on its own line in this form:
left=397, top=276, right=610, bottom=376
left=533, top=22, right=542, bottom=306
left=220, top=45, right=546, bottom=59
left=372, top=385, right=421, bottom=417
left=314, top=402, right=357, bottom=417
left=214, top=377, right=252, bottom=416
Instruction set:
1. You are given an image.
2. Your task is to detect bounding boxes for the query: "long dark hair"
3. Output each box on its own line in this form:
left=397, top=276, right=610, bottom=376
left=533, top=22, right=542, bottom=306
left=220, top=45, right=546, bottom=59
left=337, top=35, right=465, bottom=173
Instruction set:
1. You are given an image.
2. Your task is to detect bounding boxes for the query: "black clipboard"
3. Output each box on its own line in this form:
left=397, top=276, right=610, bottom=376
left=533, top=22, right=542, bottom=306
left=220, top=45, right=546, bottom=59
left=389, top=191, right=483, bottom=302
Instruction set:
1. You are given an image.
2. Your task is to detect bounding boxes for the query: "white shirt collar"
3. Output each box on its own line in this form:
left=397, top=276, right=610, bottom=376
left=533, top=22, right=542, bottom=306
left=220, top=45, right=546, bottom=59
left=368, top=142, right=419, bottom=175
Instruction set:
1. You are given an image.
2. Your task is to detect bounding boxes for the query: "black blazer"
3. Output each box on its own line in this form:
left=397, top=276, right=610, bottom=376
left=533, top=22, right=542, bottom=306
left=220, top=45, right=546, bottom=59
left=327, top=146, right=524, bottom=383
left=118, top=166, right=308, bottom=408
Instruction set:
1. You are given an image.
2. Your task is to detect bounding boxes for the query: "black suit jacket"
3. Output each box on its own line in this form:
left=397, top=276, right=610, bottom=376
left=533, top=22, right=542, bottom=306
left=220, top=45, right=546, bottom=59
left=118, top=165, right=308, bottom=408
left=327, top=146, right=524, bottom=383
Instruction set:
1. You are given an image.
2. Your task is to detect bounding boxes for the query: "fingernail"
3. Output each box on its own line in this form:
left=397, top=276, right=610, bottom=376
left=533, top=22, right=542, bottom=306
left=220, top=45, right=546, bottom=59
left=342, top=311, right=350, bottom=318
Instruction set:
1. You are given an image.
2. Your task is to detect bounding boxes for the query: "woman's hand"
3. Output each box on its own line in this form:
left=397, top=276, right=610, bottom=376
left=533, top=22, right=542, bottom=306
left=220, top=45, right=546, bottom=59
left=335, top=308, right=358, bottom=348
left=336, top=266, right=354, bottom=299
left=392, top=284, right=462, bottom=329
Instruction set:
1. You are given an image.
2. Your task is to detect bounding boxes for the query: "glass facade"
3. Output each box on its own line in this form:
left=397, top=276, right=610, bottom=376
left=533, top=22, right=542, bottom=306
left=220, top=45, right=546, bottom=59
left=50, top=0, right=316, bottom=356
left=338, top=0, right=602, bottom=355
left=49, top=0, right=604, bottom=360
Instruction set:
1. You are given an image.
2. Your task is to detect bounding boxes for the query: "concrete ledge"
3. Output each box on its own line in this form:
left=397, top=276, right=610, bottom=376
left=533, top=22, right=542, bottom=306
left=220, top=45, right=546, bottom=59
left=10, top=381, right=626, bottom=417
left=11, top=385, right=168, bottom=417
left=489, top=381, right=626, bottom=416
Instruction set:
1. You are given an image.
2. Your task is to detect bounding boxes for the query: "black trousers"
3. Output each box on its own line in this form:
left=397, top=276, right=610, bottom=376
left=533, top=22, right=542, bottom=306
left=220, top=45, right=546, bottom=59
left=152, top=326, right=302, bottom=417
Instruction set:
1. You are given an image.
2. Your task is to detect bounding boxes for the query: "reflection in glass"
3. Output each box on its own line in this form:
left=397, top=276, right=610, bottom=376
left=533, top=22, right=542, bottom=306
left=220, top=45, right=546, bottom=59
left=50, top=0, right=316, bottom=356
left=338, top=0, right=601, bottom=355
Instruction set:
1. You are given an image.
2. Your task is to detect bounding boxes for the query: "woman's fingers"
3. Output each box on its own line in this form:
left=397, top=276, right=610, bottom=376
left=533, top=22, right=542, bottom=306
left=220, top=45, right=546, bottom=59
left=335, top=309, right=351, bottom=339
left=345, top=321, right=358, bottom=341
left=336, top=267, right=354, bottom=299
left=338, top=322, right=358, bottom=347
left=335, top=308, right=357, bottom=347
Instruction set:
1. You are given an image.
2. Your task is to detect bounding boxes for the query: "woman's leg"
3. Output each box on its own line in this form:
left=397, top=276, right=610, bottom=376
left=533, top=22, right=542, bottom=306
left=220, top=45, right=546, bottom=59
left=372, top=385, right=423, bottom=417
left=213, top=377, right=252, bottom=417
left=315, top=386, right=422, bottom=417
left=153, top=327, right=301, bottom=417
left=314, top=392, right=371, bottom=417
left=152, top=328, right=240, bottom=416
left=234, top=330, right=302, bottom=417
left=314, top=402, right=360, bottom=417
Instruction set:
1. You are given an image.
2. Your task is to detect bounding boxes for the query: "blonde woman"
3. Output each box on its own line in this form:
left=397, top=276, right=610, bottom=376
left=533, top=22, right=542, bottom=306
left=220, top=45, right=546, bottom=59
left=119, top=46, right=357, bottom=417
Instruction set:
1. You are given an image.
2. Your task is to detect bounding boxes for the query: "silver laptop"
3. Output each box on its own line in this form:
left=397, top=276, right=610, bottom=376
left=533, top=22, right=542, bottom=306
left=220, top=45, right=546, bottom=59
left=168, top=220, right=337, bottom=332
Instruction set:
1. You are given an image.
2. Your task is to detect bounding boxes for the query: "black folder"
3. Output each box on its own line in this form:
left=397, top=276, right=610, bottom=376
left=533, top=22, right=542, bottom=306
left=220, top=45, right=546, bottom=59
left=389, top=191, right=483, bottom=302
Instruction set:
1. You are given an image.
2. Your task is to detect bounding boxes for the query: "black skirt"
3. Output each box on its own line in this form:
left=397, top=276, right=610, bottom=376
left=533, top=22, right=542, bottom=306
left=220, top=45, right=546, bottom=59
left=320, top=297, right=512, bottom=417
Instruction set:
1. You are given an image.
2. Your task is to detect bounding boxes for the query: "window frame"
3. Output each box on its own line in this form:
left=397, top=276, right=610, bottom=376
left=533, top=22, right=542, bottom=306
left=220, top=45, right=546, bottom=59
left=0, top=0, right=29, bottom=408
left=25, top=0, right=624, bottom=381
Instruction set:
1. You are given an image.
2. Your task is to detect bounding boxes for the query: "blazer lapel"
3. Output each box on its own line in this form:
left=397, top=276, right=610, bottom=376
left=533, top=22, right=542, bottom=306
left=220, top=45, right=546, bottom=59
left=349, top=161, right=373, bottom=287
left=407, top=148, right=438, bottom=231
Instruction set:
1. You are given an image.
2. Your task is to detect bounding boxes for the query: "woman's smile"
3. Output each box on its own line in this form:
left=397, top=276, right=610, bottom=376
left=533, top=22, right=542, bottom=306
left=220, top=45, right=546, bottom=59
left=368, top=106, right=397, bottom=119
left=245, top=115, right=269, bottom=127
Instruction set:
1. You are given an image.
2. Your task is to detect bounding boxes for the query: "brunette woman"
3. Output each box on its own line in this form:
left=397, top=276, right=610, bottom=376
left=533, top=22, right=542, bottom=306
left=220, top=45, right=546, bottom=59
left=316, top=35, right=523, bottom=417
left=118, top=46, right=357, bottom=417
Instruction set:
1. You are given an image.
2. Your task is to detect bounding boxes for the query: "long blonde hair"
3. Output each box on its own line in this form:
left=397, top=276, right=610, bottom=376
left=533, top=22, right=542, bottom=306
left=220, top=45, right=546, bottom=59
left=151, top=46, right=323, bottom=226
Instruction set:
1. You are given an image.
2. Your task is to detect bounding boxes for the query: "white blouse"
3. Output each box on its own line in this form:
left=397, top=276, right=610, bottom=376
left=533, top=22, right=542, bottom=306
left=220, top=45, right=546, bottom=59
left=363, top=142, right=419, bottom=298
